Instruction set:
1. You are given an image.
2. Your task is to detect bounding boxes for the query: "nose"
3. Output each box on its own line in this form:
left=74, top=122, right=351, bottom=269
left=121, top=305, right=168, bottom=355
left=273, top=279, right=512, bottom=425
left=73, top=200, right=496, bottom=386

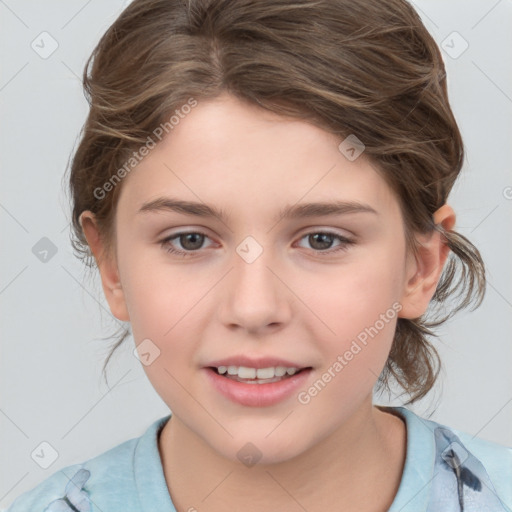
left=217, top=242, right=292, bottom=335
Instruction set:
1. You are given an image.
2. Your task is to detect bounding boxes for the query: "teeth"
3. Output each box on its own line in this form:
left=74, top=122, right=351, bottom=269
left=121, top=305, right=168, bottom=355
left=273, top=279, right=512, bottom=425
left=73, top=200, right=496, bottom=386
left=217, top=365, right=300, bottom=379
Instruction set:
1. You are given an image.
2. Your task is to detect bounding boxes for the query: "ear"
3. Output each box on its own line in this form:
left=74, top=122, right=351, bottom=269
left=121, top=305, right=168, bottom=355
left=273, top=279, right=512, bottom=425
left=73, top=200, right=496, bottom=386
left=398, top=204, right=456, bottom=319
left=79, top=211, right=130, bottom=322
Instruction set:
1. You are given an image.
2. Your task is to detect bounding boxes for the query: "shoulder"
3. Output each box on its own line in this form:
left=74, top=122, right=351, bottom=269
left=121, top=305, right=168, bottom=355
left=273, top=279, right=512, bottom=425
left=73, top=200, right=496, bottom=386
left=420, top=410, right=512, bottom=478
left=4, top=430, right=142, bottom=512
left=395, top=406, right=512, bottom=509
left=448, top=424, right=512, bottom=499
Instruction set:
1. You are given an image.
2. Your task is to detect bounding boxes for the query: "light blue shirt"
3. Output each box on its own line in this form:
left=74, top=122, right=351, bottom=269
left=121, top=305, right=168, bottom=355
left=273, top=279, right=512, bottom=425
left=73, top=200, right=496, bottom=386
left=3, top=406, right=511, bottom=511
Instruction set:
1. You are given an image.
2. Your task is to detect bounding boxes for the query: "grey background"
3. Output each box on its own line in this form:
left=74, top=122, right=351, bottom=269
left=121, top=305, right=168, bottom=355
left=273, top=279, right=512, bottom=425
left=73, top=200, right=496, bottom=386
left=1, top=0, right=511, bottom=508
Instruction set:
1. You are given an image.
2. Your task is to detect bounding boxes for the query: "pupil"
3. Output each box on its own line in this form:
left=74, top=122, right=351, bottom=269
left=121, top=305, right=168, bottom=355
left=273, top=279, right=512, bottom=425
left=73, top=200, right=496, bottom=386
left=181, top=233, right=203, bottom=250
left=311, top=233, right=332, bottom=250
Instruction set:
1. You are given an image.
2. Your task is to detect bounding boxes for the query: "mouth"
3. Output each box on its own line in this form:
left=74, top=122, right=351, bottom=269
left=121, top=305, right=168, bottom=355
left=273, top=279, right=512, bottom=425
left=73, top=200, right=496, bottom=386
left=203, top=365, right=314, bottom=407
left=206, top=366, right=313, bottom=384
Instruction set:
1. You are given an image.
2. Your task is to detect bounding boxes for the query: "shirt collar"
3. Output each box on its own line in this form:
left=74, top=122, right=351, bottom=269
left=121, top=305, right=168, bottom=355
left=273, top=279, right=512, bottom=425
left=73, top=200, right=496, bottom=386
left=134, top=407, right=434, bottom=512
left=134, top=413, right=175, bottom=512
left=380, top=405, right=436, bottom=511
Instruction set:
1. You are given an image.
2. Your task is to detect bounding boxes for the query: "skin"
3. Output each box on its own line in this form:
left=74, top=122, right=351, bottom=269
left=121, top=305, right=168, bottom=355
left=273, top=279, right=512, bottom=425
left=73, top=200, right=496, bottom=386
left=81, top=92, right=455, bottom=512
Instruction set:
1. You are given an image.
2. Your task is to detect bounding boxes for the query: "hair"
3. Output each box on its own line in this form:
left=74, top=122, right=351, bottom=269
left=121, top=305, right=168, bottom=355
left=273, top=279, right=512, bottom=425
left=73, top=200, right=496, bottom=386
left=66, top=0, right=485, bottom=405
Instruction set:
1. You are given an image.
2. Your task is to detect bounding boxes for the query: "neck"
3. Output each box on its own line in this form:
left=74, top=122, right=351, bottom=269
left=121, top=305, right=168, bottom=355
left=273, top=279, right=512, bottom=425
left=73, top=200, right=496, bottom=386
left=158, top=399, right=406, bottom=512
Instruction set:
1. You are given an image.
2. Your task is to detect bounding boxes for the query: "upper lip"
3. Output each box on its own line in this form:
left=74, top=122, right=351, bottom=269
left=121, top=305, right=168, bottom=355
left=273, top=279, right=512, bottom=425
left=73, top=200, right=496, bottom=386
left=204, top=356, right=311, bottom=370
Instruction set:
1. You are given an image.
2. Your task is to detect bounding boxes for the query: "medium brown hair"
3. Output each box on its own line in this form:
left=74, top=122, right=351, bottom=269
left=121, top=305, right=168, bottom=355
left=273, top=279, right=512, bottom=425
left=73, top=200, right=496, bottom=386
left=67, top=0, right=485, bottom=404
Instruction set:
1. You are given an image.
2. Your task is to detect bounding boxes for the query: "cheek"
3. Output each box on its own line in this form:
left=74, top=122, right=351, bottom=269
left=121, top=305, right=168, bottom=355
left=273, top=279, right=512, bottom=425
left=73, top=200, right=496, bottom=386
left=126, top=271, right=206, bottom=412
left=120, top=249, right=213, bottom=365
left=118, top=260, right=202, bottom=402
left=300, top=248, right=405, bottom=373
left=119, top=242, right=204, bottom=335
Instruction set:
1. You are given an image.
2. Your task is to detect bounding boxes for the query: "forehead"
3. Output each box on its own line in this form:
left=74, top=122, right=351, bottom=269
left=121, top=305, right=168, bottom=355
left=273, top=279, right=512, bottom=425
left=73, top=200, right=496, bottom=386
left=117, top=94, right=399, bottom=222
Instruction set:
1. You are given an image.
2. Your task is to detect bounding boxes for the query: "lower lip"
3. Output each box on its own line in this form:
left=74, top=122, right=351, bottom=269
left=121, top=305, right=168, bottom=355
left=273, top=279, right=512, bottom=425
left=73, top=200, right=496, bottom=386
left=203, top=367, right=313, bottom=407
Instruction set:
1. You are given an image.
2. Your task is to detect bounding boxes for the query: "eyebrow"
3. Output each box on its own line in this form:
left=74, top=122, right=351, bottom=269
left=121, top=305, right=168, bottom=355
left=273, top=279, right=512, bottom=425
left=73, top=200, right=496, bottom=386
left=137, top=197, right=378, bottom=223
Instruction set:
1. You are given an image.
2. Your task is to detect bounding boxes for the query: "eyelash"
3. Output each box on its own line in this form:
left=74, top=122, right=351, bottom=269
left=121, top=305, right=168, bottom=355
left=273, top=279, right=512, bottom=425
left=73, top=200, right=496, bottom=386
left=160, top=230, right=356, bottom=258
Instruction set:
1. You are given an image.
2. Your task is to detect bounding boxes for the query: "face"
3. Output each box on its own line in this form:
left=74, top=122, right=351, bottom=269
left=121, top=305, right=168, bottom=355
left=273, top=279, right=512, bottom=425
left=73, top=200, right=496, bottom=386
left=95, top=93, right=421, bottom=464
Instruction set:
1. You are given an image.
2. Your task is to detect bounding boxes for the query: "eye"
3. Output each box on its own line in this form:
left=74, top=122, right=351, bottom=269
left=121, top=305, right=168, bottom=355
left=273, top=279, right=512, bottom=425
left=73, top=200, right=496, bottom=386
left=295, top=231, right=355, bottom=255
left=160, top=231, right=213, bottom=258
left=160, top=230, right=356, bottom=258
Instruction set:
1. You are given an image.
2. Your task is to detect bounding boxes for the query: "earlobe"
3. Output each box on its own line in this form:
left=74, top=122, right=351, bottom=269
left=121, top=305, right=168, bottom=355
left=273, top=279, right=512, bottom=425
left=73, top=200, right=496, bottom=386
left=398, top=204, right=456, bottom=319
left=79, top=211, right=130, bottom=322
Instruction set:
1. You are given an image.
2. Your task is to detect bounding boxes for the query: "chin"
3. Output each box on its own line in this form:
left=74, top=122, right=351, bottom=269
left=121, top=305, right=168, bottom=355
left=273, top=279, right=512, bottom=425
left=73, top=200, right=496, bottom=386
left=209, top=433, right=307, bottom=468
